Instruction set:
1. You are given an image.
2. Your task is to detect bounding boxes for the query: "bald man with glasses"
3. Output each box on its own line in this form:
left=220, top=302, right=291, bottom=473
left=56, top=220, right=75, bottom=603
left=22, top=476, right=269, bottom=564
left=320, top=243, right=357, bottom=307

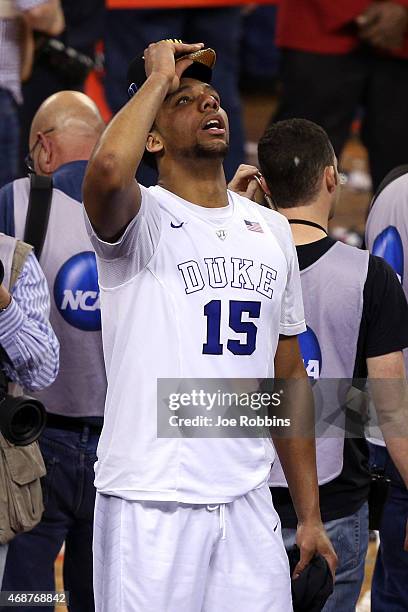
left=0, top=91, right=106, bottom=612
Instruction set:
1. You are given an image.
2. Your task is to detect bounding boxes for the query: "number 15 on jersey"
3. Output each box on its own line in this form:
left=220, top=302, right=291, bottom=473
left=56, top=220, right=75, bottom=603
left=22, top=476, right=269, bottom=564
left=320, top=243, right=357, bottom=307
left=202, top=299, right=261, bottom=356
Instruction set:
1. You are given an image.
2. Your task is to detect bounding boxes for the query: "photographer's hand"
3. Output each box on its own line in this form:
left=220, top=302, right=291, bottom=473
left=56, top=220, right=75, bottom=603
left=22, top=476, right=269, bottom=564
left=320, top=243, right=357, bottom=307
left=0, top=284, right=11, bottom=311
left=228, top=164, right=261, bottom=200
left=22, top=0, right=65, bottom=37
left=229, top=164, right=275, bottom=209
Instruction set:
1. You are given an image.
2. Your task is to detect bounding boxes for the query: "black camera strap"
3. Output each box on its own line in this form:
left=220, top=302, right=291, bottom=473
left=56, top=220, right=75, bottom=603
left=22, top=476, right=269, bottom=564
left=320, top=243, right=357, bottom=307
left=24, top=174, right=53, bottom=260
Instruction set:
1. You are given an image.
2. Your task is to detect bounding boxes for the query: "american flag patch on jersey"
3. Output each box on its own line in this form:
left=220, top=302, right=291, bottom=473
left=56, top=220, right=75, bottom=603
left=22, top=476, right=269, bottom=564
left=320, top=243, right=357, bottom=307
left=244, top=220, right=264, bottom=233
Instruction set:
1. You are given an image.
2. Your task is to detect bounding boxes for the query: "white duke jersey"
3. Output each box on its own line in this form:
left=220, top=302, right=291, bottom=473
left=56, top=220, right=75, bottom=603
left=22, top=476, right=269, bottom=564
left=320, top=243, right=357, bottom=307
left=85, top=185, right=305, bottom=503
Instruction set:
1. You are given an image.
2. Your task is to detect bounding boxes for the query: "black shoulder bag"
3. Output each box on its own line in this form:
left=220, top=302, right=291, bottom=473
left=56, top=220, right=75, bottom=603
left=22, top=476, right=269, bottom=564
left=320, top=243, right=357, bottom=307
left=23, top=174, right=53, bottom=259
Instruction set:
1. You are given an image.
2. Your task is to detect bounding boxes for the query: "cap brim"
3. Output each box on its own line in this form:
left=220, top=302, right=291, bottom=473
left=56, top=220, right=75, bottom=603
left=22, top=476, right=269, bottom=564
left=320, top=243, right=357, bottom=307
left=176, top=48, right=215, bottom=85
left=182, top=48, right=216, bottom=70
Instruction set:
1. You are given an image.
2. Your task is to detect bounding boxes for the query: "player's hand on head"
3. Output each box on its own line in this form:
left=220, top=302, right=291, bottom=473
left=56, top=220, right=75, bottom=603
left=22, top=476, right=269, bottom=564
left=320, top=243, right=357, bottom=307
left=294, top=521, right=337, bottom=580
left=228, top=164, right=261, bottom=201
left=144, top=40, right=204, bottom=93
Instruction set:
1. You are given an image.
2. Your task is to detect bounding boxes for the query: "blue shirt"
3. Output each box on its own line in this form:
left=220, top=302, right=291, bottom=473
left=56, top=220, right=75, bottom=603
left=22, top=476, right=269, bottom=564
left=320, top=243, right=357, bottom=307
left=0, top=249, right=59, bottom=391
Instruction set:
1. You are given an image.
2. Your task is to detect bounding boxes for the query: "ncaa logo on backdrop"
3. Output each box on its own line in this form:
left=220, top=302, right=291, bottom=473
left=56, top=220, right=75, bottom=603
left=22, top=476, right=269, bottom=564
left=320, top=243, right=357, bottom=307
left=372, top=226, right=404, bottom=283
left=54, top=252, right=101, bottom=331
left=298, top=326, right=322, bottom=380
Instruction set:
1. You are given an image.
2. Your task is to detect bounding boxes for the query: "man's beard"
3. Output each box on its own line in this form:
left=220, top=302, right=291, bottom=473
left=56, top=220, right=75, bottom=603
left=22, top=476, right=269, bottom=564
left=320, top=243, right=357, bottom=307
left=176, top=141, right=229, bottom=161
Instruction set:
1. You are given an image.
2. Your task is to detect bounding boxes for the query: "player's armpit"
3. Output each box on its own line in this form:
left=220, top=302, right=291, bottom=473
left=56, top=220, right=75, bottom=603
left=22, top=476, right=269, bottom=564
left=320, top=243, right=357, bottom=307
left=83, top=174, right=141, bottom=243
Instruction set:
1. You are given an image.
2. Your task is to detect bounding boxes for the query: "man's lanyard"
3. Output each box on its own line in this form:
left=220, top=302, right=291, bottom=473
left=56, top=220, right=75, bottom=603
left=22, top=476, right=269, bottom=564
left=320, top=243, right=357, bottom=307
left=288, top=219, right=328, bottom=235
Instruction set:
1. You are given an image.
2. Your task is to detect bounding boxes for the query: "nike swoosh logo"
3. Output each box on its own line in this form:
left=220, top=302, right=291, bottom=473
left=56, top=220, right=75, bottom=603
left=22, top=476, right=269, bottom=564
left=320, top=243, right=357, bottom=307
left=170, top=222, right=184, bottom=228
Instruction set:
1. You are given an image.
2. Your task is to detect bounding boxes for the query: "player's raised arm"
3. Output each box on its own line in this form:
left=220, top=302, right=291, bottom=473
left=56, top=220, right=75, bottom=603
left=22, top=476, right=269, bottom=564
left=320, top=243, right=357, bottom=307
left=83, top=40, right=204, bottom=242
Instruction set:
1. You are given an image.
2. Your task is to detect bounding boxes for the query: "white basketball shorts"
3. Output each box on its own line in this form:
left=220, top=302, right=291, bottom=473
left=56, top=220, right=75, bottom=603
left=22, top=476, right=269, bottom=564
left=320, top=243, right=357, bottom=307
left=93, top=484, right=292, bottom=612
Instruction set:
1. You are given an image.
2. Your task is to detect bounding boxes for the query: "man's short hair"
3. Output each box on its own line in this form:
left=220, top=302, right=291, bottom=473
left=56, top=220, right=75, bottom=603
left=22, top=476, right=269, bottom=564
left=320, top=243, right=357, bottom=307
left=258, top=119, right=335, bottom=209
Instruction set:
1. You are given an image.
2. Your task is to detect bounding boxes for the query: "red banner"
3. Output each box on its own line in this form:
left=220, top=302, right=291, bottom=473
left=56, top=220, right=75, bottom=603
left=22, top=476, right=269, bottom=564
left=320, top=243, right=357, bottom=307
left=106, top=0, right=277, bottom=8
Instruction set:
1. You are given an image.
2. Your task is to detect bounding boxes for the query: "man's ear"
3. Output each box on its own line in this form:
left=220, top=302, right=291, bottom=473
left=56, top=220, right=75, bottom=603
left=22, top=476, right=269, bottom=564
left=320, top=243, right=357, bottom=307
left=37, top=132, right=54, bottom=175
left=325, top=165, right=337, bottom=194
left=146, top=131, right=164, bottom=155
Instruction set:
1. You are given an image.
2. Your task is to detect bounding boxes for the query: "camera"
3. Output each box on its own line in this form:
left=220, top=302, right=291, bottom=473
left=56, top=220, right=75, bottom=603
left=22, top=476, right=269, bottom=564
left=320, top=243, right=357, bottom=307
left=0, top=259, right=46, bottom=445
left=0, top=367, right=46, bottom=447
left=34, top=34, right=95, bottom=83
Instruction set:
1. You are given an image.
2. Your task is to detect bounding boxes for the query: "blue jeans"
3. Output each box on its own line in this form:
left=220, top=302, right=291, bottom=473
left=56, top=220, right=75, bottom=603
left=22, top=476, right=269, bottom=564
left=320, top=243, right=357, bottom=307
left=0, top=89, right=19, bottom=189
left=369, top=443, right=408, bottom=612
left=104, top=8, right=245, bottom=183
left=1, top=426, right=99, bottom=612
left=282, top=503, right=369, bottom=612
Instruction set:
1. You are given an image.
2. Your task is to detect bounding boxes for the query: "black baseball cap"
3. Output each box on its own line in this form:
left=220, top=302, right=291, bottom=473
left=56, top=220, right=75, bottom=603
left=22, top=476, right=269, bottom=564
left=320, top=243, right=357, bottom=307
left=127, top=46, right=216, bottom=98
left=287, top=546, right=334, bottom=611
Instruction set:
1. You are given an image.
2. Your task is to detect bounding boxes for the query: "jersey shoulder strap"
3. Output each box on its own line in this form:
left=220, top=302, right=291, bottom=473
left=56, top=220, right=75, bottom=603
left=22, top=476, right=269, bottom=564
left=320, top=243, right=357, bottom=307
left=23, top=174, right=53, bottom=260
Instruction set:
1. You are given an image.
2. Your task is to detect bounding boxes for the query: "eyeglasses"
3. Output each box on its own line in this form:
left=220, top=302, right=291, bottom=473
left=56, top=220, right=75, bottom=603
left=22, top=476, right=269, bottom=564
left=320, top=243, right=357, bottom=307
left=24, top=128, right=55, bottom=173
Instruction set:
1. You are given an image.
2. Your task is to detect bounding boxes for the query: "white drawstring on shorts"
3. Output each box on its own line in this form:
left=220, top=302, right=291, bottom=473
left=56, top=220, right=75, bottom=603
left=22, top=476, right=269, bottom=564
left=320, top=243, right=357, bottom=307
left=206, top=504, right=226, bottom=540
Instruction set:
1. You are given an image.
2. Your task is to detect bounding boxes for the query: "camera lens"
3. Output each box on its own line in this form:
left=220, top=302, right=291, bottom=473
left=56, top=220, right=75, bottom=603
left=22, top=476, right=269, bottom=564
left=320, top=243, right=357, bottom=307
left=0, top=395, right=46, bottom=445
left=11, top=403, right=43, bottom=440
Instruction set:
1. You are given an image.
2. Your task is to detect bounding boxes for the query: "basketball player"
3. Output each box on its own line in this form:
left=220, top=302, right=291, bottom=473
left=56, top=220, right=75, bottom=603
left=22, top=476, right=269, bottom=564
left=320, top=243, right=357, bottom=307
left=83, top=40, right=336, bottom=611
